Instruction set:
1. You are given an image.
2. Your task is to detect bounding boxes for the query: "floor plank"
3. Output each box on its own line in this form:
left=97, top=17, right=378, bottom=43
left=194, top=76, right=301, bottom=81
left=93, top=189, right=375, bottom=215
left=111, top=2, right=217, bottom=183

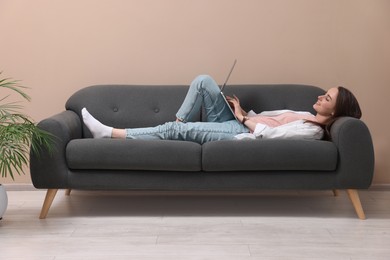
left=1, top=189, right=390, bottom=259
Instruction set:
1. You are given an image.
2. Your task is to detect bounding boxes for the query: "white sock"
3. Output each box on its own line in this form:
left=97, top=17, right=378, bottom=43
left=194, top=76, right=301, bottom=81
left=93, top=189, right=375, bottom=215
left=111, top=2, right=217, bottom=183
left=81, top=108, right=113, bottom=138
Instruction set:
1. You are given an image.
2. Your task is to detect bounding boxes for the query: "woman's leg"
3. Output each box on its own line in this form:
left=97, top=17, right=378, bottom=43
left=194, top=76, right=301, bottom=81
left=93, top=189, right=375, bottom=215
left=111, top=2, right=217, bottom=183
left=112, top=129, right=126, bottom=139
left=125, top=120, right=249, bottom=144
left=176, top=75, right=235, bottom=123
left=82, top=108, right=248, bottom=143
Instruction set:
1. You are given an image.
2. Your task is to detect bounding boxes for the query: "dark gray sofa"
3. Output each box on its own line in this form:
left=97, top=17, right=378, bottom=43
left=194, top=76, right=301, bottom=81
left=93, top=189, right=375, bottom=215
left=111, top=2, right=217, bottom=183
left=30, top=84, right=375, bottom=219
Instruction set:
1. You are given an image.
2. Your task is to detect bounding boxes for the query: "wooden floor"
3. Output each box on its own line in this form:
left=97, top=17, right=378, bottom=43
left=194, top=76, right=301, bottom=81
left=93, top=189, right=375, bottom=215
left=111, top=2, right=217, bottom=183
left=1, top=188, right=390, bottom=259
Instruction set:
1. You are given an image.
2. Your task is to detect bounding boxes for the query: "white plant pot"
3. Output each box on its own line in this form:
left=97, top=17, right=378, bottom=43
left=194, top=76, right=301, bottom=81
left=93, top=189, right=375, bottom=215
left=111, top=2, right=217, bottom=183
left=0, top=184, right=8, bottom=220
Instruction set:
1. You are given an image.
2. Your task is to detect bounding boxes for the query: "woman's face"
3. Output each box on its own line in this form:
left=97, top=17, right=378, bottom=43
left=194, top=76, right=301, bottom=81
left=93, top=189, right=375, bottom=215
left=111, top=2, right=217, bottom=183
left=313, top=87, right=339, bottom=117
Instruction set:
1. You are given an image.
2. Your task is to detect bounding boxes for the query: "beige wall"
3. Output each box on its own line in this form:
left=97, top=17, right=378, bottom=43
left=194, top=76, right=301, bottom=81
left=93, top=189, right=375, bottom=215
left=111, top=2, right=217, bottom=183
left=1, top=0, right=389, bottom=184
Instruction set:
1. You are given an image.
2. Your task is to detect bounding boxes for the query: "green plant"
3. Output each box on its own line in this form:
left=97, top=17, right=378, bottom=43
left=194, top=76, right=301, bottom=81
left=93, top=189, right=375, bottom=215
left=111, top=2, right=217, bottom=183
left=0, top=72, right=53, bottom=180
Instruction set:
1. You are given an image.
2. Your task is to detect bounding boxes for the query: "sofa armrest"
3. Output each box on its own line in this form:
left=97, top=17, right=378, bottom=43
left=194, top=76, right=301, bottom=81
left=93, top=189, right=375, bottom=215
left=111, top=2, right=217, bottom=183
left=30, top=110, right=82, bottom=189
left=329, top=117, right=375, bottom=188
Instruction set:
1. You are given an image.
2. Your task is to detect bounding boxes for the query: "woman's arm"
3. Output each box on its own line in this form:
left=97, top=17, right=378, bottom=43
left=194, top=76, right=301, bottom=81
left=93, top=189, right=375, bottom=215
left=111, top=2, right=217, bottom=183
left=227, top=95, right=247, bottom=117
left=227, top=95, right=256, bottom=131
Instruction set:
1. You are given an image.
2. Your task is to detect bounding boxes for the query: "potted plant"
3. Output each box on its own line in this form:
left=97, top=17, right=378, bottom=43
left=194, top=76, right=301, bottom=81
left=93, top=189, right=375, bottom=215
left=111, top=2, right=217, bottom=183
left=0, top=72, right=53, bottom=219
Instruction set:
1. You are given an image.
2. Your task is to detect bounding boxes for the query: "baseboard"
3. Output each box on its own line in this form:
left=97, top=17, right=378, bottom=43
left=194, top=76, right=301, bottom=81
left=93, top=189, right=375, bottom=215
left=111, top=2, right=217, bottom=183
left=1, top=183, right=37, bottom=191
left=369, top=184, right=390, bottom=191
left=2, top=183, right=390, bottom=191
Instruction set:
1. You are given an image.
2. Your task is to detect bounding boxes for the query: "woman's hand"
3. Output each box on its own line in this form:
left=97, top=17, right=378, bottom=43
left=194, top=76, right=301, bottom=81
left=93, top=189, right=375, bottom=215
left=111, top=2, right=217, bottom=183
left=226, top=95, right=246, bottom=121
left=226, top=95, right=256, bottom=131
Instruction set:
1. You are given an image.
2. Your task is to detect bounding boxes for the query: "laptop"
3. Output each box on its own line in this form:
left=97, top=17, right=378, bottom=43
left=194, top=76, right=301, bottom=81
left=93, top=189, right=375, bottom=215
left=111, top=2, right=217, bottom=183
left=220, top=59, right=240, bottom=122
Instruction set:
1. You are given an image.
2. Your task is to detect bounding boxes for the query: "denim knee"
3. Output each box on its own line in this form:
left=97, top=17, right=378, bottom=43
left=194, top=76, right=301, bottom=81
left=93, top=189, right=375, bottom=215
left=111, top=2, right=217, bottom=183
left=194, top=75, right=214, bottom=89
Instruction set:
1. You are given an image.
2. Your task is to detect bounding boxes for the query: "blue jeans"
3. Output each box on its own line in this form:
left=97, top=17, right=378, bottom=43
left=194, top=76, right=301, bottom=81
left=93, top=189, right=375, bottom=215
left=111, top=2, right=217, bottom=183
left=125, top=75, right=249, bottom=144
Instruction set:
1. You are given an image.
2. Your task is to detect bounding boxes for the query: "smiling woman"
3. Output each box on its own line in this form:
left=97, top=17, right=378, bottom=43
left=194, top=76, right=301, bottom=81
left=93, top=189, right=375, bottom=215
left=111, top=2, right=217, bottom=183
left=318, top=86, right=362, bottom=139
left=313, top=87, right=339, bottom=122
left=82, top=75, right=362, bottom=143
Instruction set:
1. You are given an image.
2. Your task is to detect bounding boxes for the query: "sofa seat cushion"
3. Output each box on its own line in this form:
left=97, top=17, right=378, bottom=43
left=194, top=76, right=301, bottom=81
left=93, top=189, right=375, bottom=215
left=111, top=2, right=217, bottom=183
left=66, top=139, right=202, bottom=171
left=202, top=139, right=338, bottom=171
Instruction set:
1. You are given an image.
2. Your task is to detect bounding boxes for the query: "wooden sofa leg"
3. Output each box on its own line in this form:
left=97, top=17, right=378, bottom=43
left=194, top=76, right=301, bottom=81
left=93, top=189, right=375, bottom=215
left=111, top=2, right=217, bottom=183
left=39, top=189, right=58, bottom=219
left=346, top=189, right=366, bottom=220
left=65, top=189, right=71, bottom=196
left=332, top=189, right=339, bottom=196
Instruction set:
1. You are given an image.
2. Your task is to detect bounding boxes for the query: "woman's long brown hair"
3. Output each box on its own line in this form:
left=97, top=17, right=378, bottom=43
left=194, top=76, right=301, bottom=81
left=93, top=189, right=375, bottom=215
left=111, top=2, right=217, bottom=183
left=323, top=86, right=362, bottom=140
left=307, top=86, right=362, bottom=140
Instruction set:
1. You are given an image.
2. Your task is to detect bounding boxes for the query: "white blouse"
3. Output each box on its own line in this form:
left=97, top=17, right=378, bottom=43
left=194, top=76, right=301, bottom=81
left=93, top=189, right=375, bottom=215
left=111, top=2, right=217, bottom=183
left=234, top=110, right=324, bottom=140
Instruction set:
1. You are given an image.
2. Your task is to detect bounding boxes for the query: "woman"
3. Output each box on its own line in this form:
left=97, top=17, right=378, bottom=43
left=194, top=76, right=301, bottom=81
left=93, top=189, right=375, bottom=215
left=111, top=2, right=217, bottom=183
left=82, top=75, right=361, bottom=143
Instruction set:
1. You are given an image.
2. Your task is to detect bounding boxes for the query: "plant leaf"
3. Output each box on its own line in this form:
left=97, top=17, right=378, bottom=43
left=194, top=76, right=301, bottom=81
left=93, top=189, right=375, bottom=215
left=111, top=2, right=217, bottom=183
left=0, top=73, right=54, bottom=179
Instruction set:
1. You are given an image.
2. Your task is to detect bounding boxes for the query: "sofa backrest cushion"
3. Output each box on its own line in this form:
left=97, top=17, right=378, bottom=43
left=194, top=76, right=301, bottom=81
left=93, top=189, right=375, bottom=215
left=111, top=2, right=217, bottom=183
left=66, top=84, right=325, bottom=138
left=66, top=85, right=194, bottom=138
